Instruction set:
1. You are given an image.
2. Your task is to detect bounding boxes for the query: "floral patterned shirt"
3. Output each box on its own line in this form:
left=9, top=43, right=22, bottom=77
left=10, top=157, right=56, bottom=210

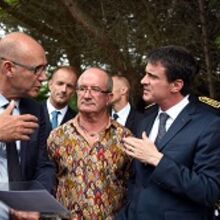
left=47, top=116, right=132, bottom=220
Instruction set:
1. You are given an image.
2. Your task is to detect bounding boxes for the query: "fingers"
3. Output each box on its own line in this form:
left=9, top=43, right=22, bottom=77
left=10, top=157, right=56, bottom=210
left=3, top=100, right=15, bottom=115
left=10, top=209, right=40, bottom=220
left=19, top=114, right=38, bottom=123
left=142, top=131, right=147, bottom=139
left=124, top=142, right=136, bottom=158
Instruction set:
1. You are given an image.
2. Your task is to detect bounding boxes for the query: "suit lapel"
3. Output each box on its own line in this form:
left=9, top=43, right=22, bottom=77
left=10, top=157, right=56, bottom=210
left=125, top=108, right=135, bottom=130
left=157, top=102, right=196, bottom=151
left=61, top=107, right=75, bottom=124
left=138, top=109, right=158, bottom=137
left=42, top=102, right=52, bottom=131
left=18, top=99, right=29, bottom=178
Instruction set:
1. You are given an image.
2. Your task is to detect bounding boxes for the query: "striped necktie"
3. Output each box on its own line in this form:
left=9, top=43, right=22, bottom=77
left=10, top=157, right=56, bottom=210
left=154, top=112, right=169, bottom=146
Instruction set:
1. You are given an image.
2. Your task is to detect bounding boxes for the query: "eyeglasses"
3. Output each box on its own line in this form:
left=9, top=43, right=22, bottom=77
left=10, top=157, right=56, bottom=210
left=0, top=57, right=47, bottom=75
left=76, top=85, right=110, bottom=95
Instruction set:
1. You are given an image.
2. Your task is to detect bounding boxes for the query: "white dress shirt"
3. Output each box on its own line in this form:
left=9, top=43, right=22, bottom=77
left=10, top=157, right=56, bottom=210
left=0, top=94, right=20, bottom=183
left=112, top=103, right=131, bottom=126
left=46, top=99, right=68, bottom=126
left=149, top=95, right=190, bottom=142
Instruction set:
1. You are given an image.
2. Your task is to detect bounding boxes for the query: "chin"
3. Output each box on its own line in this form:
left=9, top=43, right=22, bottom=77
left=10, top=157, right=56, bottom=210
left=27, top=92, right=38, bottom=98
left=143, top=95, right=153, bottom=103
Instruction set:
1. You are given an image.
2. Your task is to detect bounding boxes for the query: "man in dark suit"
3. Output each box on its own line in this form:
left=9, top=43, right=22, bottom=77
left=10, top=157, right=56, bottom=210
left=0, top=32, right=56, bottom=220
left=111, top=75, right=143, bottom=134
left=41, top=66, right=77, bottom=136
left=117, top=46, right=220, bottom=220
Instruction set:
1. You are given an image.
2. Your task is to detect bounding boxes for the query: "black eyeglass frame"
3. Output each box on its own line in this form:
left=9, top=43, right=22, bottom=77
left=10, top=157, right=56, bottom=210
left=76, top=85, right=111, bottom=95
left=0, top=57, right=47, bottom=75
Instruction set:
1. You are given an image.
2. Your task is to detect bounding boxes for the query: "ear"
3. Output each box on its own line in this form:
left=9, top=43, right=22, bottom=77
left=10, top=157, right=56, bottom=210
left=106, top=93, right=113, bottom=106
left=120, top=86, right=128, bottom=95
left=48, top=79, right=53, bottom=90
left=2, top=61, right=14, bottom=78
left=170, top=79, right=184, bottom=93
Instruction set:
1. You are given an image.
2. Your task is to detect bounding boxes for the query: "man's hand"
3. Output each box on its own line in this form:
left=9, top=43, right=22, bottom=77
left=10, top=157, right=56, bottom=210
left=0, top=101, right=39, bottom=142
left=123, top=131, right=163, bottom=166
left=10, top=209, right=40, bottom=220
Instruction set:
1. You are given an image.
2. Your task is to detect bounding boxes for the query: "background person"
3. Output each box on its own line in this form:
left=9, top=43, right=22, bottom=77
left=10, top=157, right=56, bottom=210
left=111, top=75, right=143, bottom=134
left=41, top=66, right=77, bottom=135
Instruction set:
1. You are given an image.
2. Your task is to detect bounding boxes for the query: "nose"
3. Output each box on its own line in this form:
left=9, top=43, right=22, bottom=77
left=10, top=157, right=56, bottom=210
left=38, top=71, right=47, bottom=82
left=61, top=85, right=67, bottom=92
left=141, top=74, right=149, bottom=85
left=82, top=89, right=92, bottom=98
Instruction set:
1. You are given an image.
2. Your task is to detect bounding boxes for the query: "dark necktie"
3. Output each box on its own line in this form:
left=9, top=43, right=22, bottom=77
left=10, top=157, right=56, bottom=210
left=3, top=102, right=22, bottom=181
left=154, top=112, right=169, bottom=146
left=6, top=141, right=22, bottom=182
left=51, top=110, right=60, bottom=129
left=113, top=113, right=119, bottom=121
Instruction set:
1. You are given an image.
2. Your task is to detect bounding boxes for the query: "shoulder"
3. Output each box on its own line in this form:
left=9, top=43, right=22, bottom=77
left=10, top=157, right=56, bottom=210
left=144, top=103, right=158, bottom=116
left=191, top=96, right=220, bottom=115
left=67, top=106, right=77, bottom=116
left=20, top=98, right=41, bottom=114
left=198, top=96, right=220, bottom=108
left=111, top=119, right=132, bottom=136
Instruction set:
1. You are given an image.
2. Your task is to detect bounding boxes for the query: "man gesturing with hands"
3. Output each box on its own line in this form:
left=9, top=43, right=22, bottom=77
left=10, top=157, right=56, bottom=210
left=0, top=100, right=38, bottom=142
left=118, top=46, right=220, bottom=220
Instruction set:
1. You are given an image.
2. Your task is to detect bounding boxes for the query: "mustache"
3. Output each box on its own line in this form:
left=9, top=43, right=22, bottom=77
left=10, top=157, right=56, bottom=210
left=79, top=99, right=95, bottom=105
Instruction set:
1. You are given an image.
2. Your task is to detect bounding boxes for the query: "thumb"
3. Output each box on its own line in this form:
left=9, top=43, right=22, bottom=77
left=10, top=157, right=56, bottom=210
left=4, top=100, right=15, bottom=115
left=142, top=131, right=148, bottom=140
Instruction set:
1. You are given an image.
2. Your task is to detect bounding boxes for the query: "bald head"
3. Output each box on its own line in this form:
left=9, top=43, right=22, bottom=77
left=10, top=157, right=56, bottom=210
left=112, top=75, right=130, bottom=91
left=0, top=32, right=45, bottom=63
left=111, top=75, right=131, bottom=111
left=0, top=32, right=47, bottom=99
left=78, top=67, right=113, bottom=93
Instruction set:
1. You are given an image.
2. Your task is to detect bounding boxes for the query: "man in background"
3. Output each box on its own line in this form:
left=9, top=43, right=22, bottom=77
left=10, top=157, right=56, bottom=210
left=41, top=66, right=77, bottom=135
left=111, top=75, right=143, bottom=134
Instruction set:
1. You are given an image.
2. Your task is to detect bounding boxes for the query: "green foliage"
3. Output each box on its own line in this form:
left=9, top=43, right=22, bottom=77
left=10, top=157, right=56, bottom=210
left=1, top=0, right=220, bottom=102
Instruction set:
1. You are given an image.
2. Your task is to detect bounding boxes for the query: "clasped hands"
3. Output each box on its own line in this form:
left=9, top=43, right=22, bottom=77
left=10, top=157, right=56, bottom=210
left=0, top=100, right=39, bottom=142
left=123, top=132, right=163, bottom=166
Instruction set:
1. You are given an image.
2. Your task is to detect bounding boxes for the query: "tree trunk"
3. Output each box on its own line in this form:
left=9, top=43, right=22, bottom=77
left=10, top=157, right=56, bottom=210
left=197, top=0, right=215, bottom=98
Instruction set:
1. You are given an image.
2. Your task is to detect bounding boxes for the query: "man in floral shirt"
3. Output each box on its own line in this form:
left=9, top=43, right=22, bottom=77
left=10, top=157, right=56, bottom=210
left=47, top=67, right=132, bottom=219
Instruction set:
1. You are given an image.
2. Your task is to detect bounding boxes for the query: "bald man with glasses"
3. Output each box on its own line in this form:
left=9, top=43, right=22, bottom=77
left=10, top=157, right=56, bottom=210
left=0, top=32, right=56, bottom=220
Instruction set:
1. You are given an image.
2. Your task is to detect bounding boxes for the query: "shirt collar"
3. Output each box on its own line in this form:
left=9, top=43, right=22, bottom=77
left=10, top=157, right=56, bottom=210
left=47, top=98, right=68, bottom=116
left=158, top=95, right=189, bottom=120
left=112, top=103, right=131, bottom=117
left=0, top=94, right=20, bottom=109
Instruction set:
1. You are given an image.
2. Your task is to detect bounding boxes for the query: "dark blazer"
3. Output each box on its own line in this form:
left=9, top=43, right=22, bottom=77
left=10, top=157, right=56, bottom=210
left=125, top=108, right=143, bottom=135
left=19, top=98, right=56, bottom=193
left=41, top=101, right=77, bottom=137
left=118, top=100, right=220, bottom=220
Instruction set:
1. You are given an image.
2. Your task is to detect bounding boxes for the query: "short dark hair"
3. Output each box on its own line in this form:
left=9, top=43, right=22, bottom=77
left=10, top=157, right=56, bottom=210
left=147, top=45, right=199, bottom=96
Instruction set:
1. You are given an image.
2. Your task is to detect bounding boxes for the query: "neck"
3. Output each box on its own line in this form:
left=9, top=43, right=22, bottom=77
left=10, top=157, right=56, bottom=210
left=49, top=98, right=67, bottom=109
left=113, top=99, right=128, bottom=112
left=78, top=112, right=109, bottom=133
left=159, top=94, right=185, bottom=111
left=0, top=88, right=20, bottom=101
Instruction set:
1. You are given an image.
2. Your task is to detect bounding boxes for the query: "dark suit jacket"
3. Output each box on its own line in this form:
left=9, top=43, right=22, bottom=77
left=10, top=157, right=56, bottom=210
left=118, top=99, right=220, bottom=220
left=125, top=108, right=143, bottom=135
left=41, top=101, right=77, bottom=137
left=19, top=98, right=56, bottom=193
